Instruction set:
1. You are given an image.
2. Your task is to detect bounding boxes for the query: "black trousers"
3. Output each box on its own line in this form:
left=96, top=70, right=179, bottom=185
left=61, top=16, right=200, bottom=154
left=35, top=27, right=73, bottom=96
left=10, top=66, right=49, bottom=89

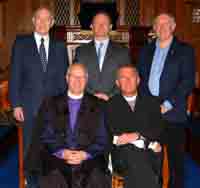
left=38, top=154, right=111, bottom=188
left=163, top=123, right=186, bottom=188
left=112, top=145, right=162, bottom=188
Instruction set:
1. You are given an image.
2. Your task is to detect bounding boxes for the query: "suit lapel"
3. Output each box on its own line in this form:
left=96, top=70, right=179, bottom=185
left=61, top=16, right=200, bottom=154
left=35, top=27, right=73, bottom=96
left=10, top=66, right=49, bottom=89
left=159, top=37, right=177, bottom=89
left=161, top=37, right=177, bottom=68
left=31, top=34, right=43, bottom=68
left=75, top=95, right=89, bottom=133
left=148, top=41, right=156, bottom=65
left=145, top=42, right=156, bottom=79
left=29, top=34, right=45, bottom=73
left=89, top=41, right=101, bottom=73
left=46, top=37, right=55, bottom=73
left=101, top=41, right=113, bottom=73
left=55, top=94, right=69, bottom=133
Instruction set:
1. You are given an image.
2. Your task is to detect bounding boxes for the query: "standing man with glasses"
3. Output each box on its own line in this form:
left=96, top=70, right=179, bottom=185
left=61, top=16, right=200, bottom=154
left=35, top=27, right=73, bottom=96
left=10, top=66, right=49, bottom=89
left=137, top=13, right=195, bottom=188
left=9, top=5, right=68, bottom=188
left=75, top=11, right=131, bottom=101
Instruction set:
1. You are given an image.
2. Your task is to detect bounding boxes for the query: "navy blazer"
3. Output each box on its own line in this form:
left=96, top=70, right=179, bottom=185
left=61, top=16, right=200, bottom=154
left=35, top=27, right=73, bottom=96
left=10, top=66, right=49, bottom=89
left=9, top=34, right=68, bottom=119
left=137, top=37, right=195, bottom=123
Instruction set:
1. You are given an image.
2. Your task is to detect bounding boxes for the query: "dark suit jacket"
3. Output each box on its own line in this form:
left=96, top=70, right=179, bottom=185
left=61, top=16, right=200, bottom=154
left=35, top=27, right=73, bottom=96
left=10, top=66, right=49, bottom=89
left=25, top=93, right=109, bottom=175
left=137, top=37, right=195, bottom=123
left=106, top=94, right=164, bottom=141
left=75, top=40, right=132, bottom=97
left=106, top=94, right=164, bottom=186
left=9, top=34, right=68, bottom=119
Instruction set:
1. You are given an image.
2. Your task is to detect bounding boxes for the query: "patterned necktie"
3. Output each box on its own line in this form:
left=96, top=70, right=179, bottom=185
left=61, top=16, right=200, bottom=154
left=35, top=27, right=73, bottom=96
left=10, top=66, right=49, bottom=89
left=97, top=42, right=104, bottom=65
left=39, top=38, right=47, bottom=72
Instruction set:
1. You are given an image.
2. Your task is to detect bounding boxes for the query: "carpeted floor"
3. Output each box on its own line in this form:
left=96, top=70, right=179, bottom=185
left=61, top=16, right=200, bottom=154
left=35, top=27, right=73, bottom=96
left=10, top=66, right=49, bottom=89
left=0, top=144, right=200, bottom=188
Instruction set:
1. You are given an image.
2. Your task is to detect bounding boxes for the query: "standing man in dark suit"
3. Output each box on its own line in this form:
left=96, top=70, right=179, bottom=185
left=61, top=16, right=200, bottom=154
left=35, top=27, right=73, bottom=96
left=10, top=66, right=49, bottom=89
left=9, top=5, right=68, bottom=187
left=106, top=64, right=164, bottom=188
left=137, top=13, right=195, bottom=188
left=75, top=11, right=131, bottom=101
left=26, top=63, right=110, bottom=188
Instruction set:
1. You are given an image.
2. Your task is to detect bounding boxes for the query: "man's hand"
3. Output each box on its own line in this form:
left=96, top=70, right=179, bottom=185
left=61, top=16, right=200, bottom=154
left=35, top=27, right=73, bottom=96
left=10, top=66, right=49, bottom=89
left=13, top=107, right=24, bottom=122
left=64, top=149, right=87, bottom=165
left=116, top=133, right=139, bottom=145
left=148, top=142, right=162, bottom=153
left=160, top=105, right=169, bottom=114
left=94, top=92, right=109, bottom=101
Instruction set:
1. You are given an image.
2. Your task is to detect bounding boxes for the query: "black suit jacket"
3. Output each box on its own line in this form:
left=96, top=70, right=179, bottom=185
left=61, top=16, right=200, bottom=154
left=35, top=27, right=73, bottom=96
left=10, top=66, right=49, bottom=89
left=9, top=34, right=68, bottom=119
left=25, top=93, right=109, bottom=175
left=106, top=94, right=164, bottom=141
left=106, top=94, right=165, bottom=181
left=75, top=40, right=132, bottom=97
left=137, top=37, right=195, bottom=123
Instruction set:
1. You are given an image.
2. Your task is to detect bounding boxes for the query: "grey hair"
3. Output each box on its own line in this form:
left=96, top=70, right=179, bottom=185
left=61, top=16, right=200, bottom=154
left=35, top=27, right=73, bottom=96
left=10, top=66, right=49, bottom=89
left=67, top=63, right=89, bottom=79
left=32, top=5, right=54, bottom=24
left=153, top=13, right=176, bottom=27
left=116, top=64, right=139, bottom=79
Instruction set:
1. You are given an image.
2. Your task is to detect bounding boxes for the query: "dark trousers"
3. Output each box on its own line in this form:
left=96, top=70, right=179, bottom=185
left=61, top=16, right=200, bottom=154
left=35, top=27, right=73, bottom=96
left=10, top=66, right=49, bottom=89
left=163, top=123, right=185, bottom=188
left=113, top=145, right=162, bottom=188
left=38, top=154, right=111, bottom=188
left=24, top=118, right=39, bottom=188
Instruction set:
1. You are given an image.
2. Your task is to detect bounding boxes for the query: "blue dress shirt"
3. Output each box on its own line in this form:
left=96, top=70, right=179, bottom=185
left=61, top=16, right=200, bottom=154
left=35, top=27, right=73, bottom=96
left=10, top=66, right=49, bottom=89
left=95, top=39, right=109, bottom=71
left=148, top=39, right=173, bottom=110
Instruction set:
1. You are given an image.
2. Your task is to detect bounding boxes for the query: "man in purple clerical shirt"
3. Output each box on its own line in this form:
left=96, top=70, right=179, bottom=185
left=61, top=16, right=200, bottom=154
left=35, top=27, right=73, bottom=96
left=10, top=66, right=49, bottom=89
left=25, top=63, right=110, bottom=188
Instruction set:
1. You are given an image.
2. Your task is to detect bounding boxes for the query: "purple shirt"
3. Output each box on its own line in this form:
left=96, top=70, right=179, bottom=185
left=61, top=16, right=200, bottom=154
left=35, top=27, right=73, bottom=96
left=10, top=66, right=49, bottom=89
left=68, top=97, right=82, bottom=131
left=53, top=97, right=91, bottom=159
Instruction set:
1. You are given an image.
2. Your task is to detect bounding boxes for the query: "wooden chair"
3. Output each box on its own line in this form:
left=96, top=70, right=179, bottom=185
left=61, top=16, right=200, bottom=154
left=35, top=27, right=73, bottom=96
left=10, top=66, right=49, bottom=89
left=18, top=126, right=25, bottom=188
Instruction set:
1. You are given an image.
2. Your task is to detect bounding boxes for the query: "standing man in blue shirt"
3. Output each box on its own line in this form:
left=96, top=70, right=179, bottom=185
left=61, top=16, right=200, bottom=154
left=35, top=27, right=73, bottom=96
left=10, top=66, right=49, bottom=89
left=137, top=13, right=195, bottom=188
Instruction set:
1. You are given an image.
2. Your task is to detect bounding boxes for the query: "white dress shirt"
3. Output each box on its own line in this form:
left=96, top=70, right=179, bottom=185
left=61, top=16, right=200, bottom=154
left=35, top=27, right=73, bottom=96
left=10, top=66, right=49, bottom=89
left=34, top=32, right=50, bottom=61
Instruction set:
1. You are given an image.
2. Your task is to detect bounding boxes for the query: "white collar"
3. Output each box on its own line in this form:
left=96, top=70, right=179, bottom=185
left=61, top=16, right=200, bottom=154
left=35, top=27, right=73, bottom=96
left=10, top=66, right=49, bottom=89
left=94, top=38, right=109, bottom=45
left=68, top=91, right=84, bottom=100
left=123, top=95, right=137, bottom=102
left=34, top=32, right=49, bottom=42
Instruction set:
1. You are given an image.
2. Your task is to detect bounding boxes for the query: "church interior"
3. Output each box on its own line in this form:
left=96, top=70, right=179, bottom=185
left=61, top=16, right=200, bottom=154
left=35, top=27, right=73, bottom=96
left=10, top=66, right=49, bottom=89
left=0, top=0, right=200, bottom=187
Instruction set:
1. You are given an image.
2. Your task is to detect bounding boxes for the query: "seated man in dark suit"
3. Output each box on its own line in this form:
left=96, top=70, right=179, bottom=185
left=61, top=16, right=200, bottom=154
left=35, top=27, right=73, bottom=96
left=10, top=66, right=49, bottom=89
left=25, top=63, right=111, bottom=188
left=106, top=64, right=165, bottom=188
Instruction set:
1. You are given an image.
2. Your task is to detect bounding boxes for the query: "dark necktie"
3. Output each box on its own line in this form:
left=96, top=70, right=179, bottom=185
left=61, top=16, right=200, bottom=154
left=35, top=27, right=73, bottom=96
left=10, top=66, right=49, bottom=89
left=39, top=38, right=47, bottom=72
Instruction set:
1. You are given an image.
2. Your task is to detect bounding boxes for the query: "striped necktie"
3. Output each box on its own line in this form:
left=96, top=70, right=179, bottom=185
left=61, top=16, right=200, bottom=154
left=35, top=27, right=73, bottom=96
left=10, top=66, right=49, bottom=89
left=39, top=38, right=47, bottom=72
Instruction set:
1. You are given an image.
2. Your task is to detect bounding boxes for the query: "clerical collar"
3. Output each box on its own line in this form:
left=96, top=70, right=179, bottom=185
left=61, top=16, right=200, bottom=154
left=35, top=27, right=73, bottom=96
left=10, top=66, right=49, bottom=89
left=68, top=91, right=84, bottom=100
left=123, top=95, right=137, bottom=102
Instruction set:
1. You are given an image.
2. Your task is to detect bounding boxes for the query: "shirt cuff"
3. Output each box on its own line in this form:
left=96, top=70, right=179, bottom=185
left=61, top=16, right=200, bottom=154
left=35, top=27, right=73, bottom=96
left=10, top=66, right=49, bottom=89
left=86, top=152, right=93, bottom=160
left=163, top=100, right=173, bottom=111
left=53, top=150, right=92, bottom=160
left=53, top=149, right=64, bottom=159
